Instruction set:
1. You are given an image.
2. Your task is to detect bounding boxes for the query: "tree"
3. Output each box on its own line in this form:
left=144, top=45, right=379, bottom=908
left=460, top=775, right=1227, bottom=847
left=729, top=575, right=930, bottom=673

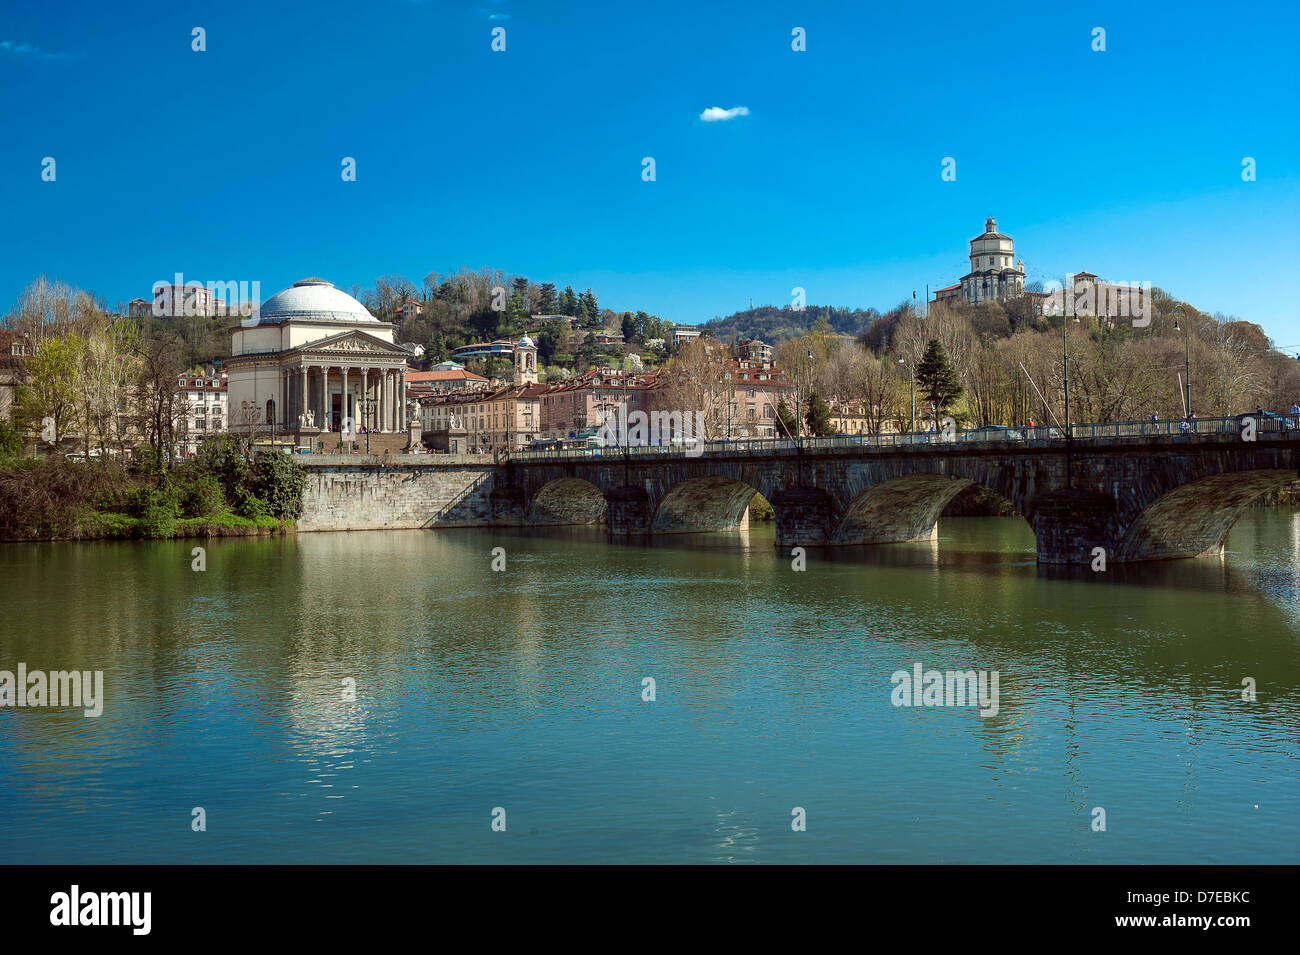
left=560, top=286, right=578, bottom=317
left=857, top=351, right=905, bottom=434
left=13, top=332, right=84, bottom=448
left=648, top=339, right=731, bottom=439
left=579, top=289, right=600, bottom=326
left=915, top=338, right=963, bottom=429
left=620, top=311, right=637, bottom=343
left=537, top=283, right=558, bottom=314
left=774, top=398, right=798, bottom=439
left=133, top=339, right=188, bottom=478
left=805, top=391, right=837, bottom=435
left=535, top=328, right=558, bottom=366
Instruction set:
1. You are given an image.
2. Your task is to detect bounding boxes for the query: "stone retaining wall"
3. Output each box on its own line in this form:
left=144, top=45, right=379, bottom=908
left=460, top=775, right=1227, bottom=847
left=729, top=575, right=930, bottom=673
left=298, top=462, right=498, bottom=531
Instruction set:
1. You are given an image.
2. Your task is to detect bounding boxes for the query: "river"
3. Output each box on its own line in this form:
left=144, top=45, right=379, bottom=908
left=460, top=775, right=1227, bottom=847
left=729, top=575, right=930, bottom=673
left=1, top=511, right=1297, bottom=863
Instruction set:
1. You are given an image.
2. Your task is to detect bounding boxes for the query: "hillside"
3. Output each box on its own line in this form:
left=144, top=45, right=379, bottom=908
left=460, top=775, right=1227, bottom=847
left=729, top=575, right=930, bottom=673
left=700, top=304, right=882, bottom=344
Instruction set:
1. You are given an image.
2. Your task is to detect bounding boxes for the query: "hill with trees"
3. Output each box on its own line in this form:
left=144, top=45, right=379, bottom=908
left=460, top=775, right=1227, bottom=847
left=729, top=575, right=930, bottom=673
left=700, top=304, right=882, bottom=344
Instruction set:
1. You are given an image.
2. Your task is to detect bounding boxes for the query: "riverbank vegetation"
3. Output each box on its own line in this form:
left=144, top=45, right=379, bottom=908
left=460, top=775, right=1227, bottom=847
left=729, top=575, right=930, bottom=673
left=0, top=433, right=306, bottom=542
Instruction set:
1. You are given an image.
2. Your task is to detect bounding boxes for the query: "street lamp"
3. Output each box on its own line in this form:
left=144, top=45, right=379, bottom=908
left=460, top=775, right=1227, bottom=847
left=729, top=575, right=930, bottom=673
left=1063, top=307, right=1080, bottom=436
left=1173, top=308, right=1191, bottom=417
left=898, top=356, right=915, bottom=432
left=794, top=348, right=812, bottom=440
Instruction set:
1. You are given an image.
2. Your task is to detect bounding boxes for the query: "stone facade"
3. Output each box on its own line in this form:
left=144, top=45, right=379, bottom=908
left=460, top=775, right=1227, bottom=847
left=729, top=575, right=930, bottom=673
left=297, top=460, right=498, bottom=531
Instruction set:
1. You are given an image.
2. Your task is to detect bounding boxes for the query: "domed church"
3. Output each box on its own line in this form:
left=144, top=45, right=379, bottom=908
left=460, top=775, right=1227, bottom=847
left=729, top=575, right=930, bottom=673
left=226, top=279, right=416, bottom=449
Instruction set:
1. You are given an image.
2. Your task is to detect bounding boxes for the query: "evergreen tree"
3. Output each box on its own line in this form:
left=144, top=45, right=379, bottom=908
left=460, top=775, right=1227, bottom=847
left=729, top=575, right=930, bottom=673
left=579, top=289, right=599, bottom=326
left=775, top=398, right=798, bottom=439
left=537, top=283, right=558, bottom=313
left=561, top=286, right=578, bottom=316
left=535, top=329, right=558, bottom=365
left=915, top=337, right=963, bottom=429
left=805, top=391, right=837, bottom=436
left=506, top=288, right=529, bottom=332
left=620, top=311, right=637, bottom=342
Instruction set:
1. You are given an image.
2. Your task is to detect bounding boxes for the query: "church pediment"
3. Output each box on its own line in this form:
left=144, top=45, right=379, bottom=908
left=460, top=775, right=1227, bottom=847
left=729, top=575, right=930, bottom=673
left=296, top=330, right=410, bottom=358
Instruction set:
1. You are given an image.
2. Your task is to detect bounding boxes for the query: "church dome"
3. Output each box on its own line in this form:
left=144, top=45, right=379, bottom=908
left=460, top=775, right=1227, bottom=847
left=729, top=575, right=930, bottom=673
left=517, top=335, right=536, bottom=349
left=256, top=279, right=378, bottom=325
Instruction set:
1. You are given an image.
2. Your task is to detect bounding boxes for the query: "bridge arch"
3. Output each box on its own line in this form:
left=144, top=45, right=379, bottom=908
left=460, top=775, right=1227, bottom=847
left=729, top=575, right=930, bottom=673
left=832, top=473, right=1027, bottom=545
left=652, top=474, right=762, bottom=533
left=529, top=477, right=608, bottom=525
left=1115, top=468, right=1296, bottom=561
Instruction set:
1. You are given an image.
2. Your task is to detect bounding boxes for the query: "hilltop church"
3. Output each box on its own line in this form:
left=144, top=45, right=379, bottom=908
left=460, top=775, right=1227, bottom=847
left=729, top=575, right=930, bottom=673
left=933, top=218, right=1028, bottom=306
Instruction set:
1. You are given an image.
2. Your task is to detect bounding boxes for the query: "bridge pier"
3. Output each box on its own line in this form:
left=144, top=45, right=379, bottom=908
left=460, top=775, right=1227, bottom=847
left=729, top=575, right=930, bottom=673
left=772, top=487, right=834, bottom=548
left=606, top=486, right=651, bottom=536
left=1030, top=489, right=1121, bottom=565
left=489, top=485, right=527, bottom=526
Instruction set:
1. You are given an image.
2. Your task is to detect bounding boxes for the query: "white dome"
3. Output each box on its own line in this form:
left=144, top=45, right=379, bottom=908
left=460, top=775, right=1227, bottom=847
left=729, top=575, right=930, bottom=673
left=517, top=335, right=536, bottom=348
left=256, top=279, right=377, bottom=325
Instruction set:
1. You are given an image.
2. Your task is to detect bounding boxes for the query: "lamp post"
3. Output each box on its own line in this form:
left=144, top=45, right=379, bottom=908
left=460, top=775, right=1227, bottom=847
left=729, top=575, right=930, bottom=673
left=796, top=348, right=812, bottom=440
left=898, top=356, right=915, bottom=432
left=1173, top=309, right=1191, bottom=417
left=795, top=351, right=803, bottom=441
left=1063, top=306, right=1079, bottom=436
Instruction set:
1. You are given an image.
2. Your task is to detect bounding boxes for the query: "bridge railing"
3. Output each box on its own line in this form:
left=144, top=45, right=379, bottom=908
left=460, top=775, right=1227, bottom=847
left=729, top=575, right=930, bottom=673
left=506, top=414, right=1297, bottom=462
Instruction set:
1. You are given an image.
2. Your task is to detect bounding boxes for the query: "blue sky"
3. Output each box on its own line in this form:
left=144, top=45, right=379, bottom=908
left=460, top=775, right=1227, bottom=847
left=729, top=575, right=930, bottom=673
left=2, top=0, right=1298, bottom=347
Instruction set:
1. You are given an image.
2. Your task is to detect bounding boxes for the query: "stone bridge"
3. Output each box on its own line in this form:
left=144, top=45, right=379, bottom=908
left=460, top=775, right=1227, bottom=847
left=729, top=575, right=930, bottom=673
left=490, top=430, right=1298, bottom=565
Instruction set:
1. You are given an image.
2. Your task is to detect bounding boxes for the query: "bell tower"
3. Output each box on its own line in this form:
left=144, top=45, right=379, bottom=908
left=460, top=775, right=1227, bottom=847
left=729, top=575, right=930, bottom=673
left=513, top=335, right=538, bottom=385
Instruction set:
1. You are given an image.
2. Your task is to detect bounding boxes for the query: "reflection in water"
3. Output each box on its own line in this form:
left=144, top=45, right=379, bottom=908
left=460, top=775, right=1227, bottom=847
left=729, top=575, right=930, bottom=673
left=0, top=509, right=1296, bottom=864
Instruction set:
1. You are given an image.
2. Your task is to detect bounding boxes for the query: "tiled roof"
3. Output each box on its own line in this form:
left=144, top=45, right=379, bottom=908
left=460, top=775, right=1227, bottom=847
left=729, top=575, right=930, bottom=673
left=408, top=368, right=488, bottom=383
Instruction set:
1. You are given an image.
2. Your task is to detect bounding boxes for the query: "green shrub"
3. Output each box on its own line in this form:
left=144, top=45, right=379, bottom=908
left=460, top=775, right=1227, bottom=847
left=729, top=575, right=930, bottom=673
left=194, top=433, right=252, bottom=498
left=232, top=485, right=269, bottom=520
left=0, top=419, right=23, bottom=460
left=175, top=471, right=226, bottom=518
left=134, top=486, right=180, bottom=539
left=254, top=452, right=307, bottom=521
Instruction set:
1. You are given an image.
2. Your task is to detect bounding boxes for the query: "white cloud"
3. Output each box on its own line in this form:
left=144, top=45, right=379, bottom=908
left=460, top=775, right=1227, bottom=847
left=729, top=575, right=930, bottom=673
left=699, top=106, right=749, bottom=123
left=0, top=40, right=68, bottom=60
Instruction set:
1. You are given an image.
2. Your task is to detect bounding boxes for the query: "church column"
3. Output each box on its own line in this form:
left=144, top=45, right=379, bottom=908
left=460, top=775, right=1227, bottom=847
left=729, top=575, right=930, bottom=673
left=378, top=368, right=386, bottom=432
left=399, top=368, right=407, bottom=429
left=300, top=366, right=308, bottom=426
left=387, top=368, right=395, bottom=431
left=341, top=367, right=350, bottom=434
left=361, top=367, right=370, bottom=431
left=320, top=365, right=329, bottom=430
